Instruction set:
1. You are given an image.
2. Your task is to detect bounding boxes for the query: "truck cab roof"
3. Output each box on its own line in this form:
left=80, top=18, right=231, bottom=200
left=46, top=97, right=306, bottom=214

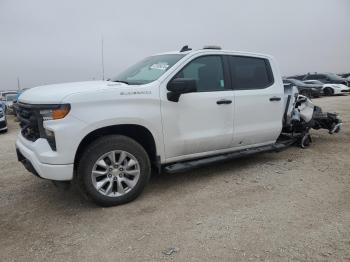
left=154, top=46, right=274, bottom=60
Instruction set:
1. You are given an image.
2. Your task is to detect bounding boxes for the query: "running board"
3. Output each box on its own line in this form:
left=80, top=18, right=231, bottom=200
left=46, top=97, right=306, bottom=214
left=163, top=141, right=294, bottom=174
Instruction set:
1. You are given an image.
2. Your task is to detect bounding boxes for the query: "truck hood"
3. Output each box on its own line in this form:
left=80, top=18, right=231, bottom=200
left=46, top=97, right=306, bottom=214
left=18, top=81, right=126, bottom=104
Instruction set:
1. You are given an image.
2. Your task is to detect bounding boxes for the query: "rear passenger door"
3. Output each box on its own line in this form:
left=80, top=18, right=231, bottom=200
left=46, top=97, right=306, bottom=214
left=228, top=55, right=284, bottom=147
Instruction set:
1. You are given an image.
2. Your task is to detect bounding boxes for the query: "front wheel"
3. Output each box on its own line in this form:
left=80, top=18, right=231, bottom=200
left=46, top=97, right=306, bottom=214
left=77, top=135, right=151, bottom=206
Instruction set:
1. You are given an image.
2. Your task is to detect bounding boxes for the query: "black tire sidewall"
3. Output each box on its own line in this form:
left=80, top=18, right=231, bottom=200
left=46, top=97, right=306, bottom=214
left=324, top=87, right=334, bottom=96
left=77, top=135, right=151, bottom=206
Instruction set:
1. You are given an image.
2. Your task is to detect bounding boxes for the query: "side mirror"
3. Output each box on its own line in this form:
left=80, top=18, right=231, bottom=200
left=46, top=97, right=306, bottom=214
left=166, top=78, right=197, bottom=102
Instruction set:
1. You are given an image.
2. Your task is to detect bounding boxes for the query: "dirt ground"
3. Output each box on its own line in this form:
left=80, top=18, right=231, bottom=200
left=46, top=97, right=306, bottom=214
left=0, top=96, right=349, bottom=262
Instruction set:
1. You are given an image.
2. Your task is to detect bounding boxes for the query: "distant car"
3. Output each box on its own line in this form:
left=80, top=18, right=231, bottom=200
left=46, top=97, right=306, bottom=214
left=301, top=73, right=350, bottom=87
left=303, top=80, right=350, bottom=95
left=0, top=98, right=6, bottom=114
left=283, top=79, right=322, bottom=98
left=12, top=88, right=30, bottom=116
left=0, top=107, right=7, bottom=133
left=0, top=91, right=18, bottom=101
left=4, top=94, right=17, bottom=114
left=286, top=75, right=305, bottom=80
left=0, top=100, right=5, bottom=111
left=338, top=73, right=350, bottom=78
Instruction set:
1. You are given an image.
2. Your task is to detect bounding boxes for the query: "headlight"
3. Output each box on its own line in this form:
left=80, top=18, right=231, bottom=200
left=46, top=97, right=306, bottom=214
left=39, top=104, right=70, bottom=121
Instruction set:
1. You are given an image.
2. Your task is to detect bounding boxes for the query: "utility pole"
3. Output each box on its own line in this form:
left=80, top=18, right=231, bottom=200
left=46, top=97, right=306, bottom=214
left=17, top=77, right=20, bottom=90
left=101, top=37, right=105, bottom=80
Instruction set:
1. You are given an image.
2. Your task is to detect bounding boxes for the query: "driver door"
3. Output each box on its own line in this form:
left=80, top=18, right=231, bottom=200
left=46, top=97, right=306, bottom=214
left=160, top=55, right=234, bottom=162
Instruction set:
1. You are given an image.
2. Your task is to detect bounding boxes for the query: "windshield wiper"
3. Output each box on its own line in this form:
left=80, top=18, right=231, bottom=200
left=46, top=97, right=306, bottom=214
left=111, top=80, right=129, bottom=85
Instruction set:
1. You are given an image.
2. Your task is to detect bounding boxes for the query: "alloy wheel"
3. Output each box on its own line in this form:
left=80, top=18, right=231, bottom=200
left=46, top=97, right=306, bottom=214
left=91, top=150, right=140, bottom=197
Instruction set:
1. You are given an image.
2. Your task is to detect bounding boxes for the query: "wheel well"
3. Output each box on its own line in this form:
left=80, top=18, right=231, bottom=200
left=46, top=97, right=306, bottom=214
left=74, top=124, right=158, bottom=171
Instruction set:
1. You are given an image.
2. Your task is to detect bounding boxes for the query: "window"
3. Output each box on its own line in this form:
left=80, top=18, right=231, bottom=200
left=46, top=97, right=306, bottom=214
left=111, top=54, right=185, bottom=85
left=229, top=56, right=273, bottom=90
left=174, top=56, right=226, bottom=92
left=308, top=74, right=325, bottom=80
left=5, top=94, right=17, bottom=101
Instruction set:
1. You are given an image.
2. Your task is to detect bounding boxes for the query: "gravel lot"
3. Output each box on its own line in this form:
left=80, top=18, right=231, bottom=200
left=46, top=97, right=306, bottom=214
left=0, top=96, right=349, bottom=262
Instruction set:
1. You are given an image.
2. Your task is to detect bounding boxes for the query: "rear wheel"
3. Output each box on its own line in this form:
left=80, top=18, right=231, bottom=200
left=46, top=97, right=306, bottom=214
left=77, top=135, right=151, bottom=206
left=324, top=87, right=334, bottom=96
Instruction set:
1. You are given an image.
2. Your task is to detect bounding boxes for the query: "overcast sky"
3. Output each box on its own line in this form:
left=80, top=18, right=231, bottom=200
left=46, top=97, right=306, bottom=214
left=0, top=0, right=349, bottom=91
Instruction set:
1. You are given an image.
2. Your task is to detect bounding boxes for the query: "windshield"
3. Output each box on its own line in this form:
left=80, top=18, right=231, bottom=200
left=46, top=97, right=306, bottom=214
left=327, top=73, right=344, bottom=80
left=5, top=94, right=17, bottom=101
left=111, top=54, right=185, bottom=85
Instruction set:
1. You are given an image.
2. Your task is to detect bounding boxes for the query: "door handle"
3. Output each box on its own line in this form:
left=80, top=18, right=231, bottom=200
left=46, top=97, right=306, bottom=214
left=217, top=99, right=232, bottom=105
left=269, top=96, right=281, bottom=102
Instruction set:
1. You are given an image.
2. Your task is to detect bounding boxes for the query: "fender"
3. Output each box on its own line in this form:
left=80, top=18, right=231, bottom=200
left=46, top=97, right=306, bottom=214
left=75, top=117, right=165, bottom=162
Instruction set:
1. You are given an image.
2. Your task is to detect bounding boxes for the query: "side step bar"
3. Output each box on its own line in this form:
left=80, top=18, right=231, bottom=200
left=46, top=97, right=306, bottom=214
left=163, top=139, right=296, bottom=174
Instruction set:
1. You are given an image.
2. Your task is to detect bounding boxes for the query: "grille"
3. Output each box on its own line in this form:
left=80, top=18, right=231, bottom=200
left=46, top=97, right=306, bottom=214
left=16, top=103, right=43, bottom=141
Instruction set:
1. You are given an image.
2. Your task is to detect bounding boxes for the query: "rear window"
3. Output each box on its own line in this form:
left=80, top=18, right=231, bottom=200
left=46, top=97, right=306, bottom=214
left=229, top=56, right=274, bottom=90
left=307, top=74, right=325, bottom=80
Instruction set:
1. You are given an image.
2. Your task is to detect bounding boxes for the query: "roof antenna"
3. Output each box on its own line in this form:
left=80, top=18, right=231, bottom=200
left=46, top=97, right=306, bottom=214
left=180, top=45, right=192, bottom=52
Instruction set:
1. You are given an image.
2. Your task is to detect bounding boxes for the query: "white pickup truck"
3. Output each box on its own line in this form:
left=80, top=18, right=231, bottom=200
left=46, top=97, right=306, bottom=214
left=15, top=46, right=342, bottom=206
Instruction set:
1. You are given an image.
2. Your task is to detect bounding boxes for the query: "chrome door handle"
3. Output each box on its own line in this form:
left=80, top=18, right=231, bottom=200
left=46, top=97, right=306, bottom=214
left=269, top=96, right=281, bottom=101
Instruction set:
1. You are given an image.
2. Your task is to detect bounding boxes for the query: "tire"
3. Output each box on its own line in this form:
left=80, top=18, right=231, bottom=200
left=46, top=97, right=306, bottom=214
left=300, top=133, right=312, bottom=148
left=77, top=135, right=151, bottom=207
left=324, top=87, right=334, bottom=96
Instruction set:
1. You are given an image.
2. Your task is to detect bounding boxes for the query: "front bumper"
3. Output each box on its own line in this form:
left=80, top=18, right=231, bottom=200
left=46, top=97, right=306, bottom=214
left=333, top=87, right=350, bottom=94
left=16, top=136, right=73, bottom=181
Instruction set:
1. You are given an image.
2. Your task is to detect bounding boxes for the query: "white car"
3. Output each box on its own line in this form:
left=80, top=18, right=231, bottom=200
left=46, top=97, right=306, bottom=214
left=303, top=80, right=350, bottom=95
left=0, top=107, right=7, bottom=132
left=15, top=46, right=342, bottom=206
left=4, top=93, right=18, bottom=114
